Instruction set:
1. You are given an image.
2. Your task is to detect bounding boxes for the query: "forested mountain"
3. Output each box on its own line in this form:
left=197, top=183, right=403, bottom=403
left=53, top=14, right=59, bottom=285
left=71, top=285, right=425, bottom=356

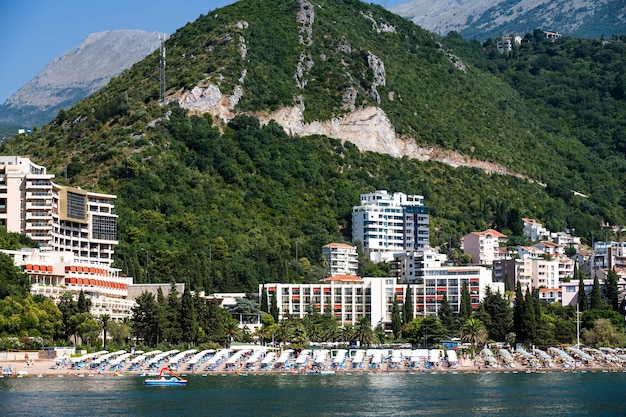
left=2, top=0, right=626, bottom=294
left=391, top=0, right=626, bottom=41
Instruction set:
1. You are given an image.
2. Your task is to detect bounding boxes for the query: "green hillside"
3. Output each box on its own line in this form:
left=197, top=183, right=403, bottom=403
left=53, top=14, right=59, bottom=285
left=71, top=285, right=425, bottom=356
left=2, top=0, right=625, bottom=292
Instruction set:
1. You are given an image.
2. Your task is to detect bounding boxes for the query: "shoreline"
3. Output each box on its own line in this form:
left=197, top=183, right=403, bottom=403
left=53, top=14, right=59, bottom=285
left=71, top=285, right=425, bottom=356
left=2, top=358, right=624, bottom=378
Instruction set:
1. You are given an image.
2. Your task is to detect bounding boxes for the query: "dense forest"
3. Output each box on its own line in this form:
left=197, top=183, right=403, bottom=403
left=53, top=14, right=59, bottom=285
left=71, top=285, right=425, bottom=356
left=1, top=0, right=625, bottom=295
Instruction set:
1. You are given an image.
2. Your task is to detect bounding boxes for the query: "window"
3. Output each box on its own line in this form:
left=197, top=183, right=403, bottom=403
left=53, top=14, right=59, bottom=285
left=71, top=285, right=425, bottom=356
left=66, top=192, right=86, bottom=220
left=91, top=215, right=117, bottom=240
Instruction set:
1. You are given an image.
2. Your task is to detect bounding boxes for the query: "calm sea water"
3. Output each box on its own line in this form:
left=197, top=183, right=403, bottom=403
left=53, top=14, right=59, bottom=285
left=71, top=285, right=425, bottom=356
left=1, top=371, right=623, bottom=416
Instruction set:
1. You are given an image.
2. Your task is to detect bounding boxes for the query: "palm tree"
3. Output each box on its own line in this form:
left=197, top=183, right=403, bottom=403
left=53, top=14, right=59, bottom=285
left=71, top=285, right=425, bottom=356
left=353, top=317, right=375, bottom=347
left=99, top=314, right=111, bottom=350
left=460, top=317, right=488, bottom=359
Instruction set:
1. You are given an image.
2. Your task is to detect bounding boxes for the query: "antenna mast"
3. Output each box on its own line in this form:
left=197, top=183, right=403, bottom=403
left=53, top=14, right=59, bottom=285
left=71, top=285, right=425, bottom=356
left=159, top=34, right=166, bottom=105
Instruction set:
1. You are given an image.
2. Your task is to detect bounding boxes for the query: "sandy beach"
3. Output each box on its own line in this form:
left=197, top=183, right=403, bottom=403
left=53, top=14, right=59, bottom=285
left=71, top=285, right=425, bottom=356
left=1, top=353, right=623, bottom=379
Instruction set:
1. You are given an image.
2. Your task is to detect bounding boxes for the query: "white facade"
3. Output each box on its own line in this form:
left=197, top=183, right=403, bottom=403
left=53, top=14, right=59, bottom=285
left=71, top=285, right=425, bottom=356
left=463, top=229, right=508, bottom=265
left=352, top=190, right=429, bottom=262
left=0, top=157, right=118, bottom=267
left=1, top=156, right=125, bottom=318
left=0, top=156, right=55, bottom=248
left=2, top=248, right=134, bottom=320
left=322, top=243, right=358, bottom=276
left=522, top=218, right=549, bottom=241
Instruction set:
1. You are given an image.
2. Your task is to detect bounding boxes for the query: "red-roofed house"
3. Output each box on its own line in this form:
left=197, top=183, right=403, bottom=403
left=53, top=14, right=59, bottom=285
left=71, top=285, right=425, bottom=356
left=463, top=229, right=508, bottom=265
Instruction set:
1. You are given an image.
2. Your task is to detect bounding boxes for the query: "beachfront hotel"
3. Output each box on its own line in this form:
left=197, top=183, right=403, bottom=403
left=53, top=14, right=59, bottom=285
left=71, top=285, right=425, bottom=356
left=0, top=156, right=132, bottom=319
left=352, top=190, right=430, bottom=262
left=261, top=264, right=501, bottom=330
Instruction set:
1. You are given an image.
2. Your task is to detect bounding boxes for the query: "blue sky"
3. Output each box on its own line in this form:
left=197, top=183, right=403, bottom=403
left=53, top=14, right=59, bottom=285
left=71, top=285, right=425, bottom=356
left=0, top=0, right=405, bottom=103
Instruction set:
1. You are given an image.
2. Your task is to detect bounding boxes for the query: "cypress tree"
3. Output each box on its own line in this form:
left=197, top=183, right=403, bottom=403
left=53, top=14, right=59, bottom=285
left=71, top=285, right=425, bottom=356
left=521, top=286, right=536, bottom=344
left=590, top=275, right=602, bottom=310
left=438, top=293, right=454, bottom=333
left=459, top=281, right=472, bottom=321
left=77, top=290, right=91, bottom=313
left=270, top=292, right=279, bottom=322
left=513, top=280, right=525, bottom=342
left=180, top=286, right=197, bottom=345
left=392, top=295, right=402, bottom=340
left=605, top=268, right=620, bottom=311
left=260, top=285, right=269, bottom=313
left=577, top=265, right=587, bottom=311
left=403, top=284, right=414, bottom=325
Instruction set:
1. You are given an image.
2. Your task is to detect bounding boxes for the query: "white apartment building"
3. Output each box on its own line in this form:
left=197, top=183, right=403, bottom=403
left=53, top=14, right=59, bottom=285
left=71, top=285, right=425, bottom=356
left=352, top=190, right=429, bottom=262
left=522, top=217, right=549, bottom=241
left=463, top=229, right=509, bottom=265
left=322, top=243, right=359, bottom=277
left=0, top=156, right=55, bottom=248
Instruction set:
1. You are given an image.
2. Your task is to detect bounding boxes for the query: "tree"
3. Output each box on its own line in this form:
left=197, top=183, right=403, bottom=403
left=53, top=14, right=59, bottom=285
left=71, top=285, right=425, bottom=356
left=270, top=292, right=279, bottom=322
left=99, top=314, right=111, bottom=350
left=605, top=268, right=619, bottom=311
left=76, top=315, right=101, bottom=346
left=353, top=316, right=375, bottom=347
left=260, top=285, right=269, bottom=313
left=403, top=284, right=414, bottom=325
left=582, top=318, right=626, bottom=347
left=459, top=281, right=472, bottom=321
left=513, top=280, right=524, bottom=341
left=77, top=290, right=91, bottom=313
left=520, top=286, right=536, bottom=344
left=590, top=275, right=603, bottom=310
left=180, top=286, right=197, bottom=345
left=391, top=295, right=402, bottom=340
left=438, top=293, right=454, bottom=333
left=480, top=287, right=512, bottom=342
left=131, top=291, right=161, bottom=346
left=460, top=318, right=488, bottom=359
left=0, top=253, right=30, bottom=298
left=577, top=263, right=587, bottom=311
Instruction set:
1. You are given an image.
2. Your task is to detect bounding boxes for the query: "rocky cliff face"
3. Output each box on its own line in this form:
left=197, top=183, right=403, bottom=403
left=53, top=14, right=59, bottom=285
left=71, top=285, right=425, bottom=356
left=391, top=0, right=626, bottom=40
left=0, top=30, right=164, bottom=127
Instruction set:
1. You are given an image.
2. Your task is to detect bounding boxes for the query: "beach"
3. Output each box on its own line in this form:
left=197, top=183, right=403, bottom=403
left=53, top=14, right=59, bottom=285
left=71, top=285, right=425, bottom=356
left=2, top=346, right=624, bottom=378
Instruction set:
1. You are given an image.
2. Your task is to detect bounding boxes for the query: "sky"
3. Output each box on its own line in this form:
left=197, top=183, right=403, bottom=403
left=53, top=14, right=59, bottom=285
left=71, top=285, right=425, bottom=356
left=0, top=0, right=405, bottom=103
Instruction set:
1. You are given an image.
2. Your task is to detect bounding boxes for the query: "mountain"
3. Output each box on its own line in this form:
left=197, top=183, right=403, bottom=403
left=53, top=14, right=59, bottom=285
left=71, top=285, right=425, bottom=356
left=0, top=30, right=164, bottom=130
left=390, top=0, right=626, bottom=40
left=2, top=0, right=625, bottom=291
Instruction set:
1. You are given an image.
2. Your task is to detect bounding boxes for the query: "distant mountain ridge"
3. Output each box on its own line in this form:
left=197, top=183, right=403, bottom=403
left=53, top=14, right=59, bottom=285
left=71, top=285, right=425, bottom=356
left=391, top=0, right=626, bottom=40
left=0, top=30, right=164, bottom=129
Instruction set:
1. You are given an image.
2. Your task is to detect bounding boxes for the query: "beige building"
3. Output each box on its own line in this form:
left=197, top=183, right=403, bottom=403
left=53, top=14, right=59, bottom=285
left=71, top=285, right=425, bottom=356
left=322, top=243, right=359, bottom=277
left=463, top=229, right=508, bottom=265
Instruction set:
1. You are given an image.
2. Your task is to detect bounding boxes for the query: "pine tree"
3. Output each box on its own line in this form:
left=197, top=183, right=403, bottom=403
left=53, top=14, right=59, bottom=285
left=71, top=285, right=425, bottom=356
left=270, top=292, right=279, bottom=322
left=403, top=284, right=414, bottom=325
left=260, top=285, right=269, bottom=313
left=459, top=281, right=472, bottom=321
left=392, top=295, right=402, bottom=339
left=590, top=275, right=602, bottom=310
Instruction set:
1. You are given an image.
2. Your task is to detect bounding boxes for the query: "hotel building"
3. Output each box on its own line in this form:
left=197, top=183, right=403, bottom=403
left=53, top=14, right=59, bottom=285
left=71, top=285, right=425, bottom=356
left=261, top=258, right=500, bottom=329
left=0, top=156, right=129, bottom=318
left=352, top=190, right=429, bottom=262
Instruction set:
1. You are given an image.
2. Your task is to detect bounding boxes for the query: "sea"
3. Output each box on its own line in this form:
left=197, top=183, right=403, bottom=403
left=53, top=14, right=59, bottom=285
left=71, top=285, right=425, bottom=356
left=1, top=371, right=623, bottom=416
